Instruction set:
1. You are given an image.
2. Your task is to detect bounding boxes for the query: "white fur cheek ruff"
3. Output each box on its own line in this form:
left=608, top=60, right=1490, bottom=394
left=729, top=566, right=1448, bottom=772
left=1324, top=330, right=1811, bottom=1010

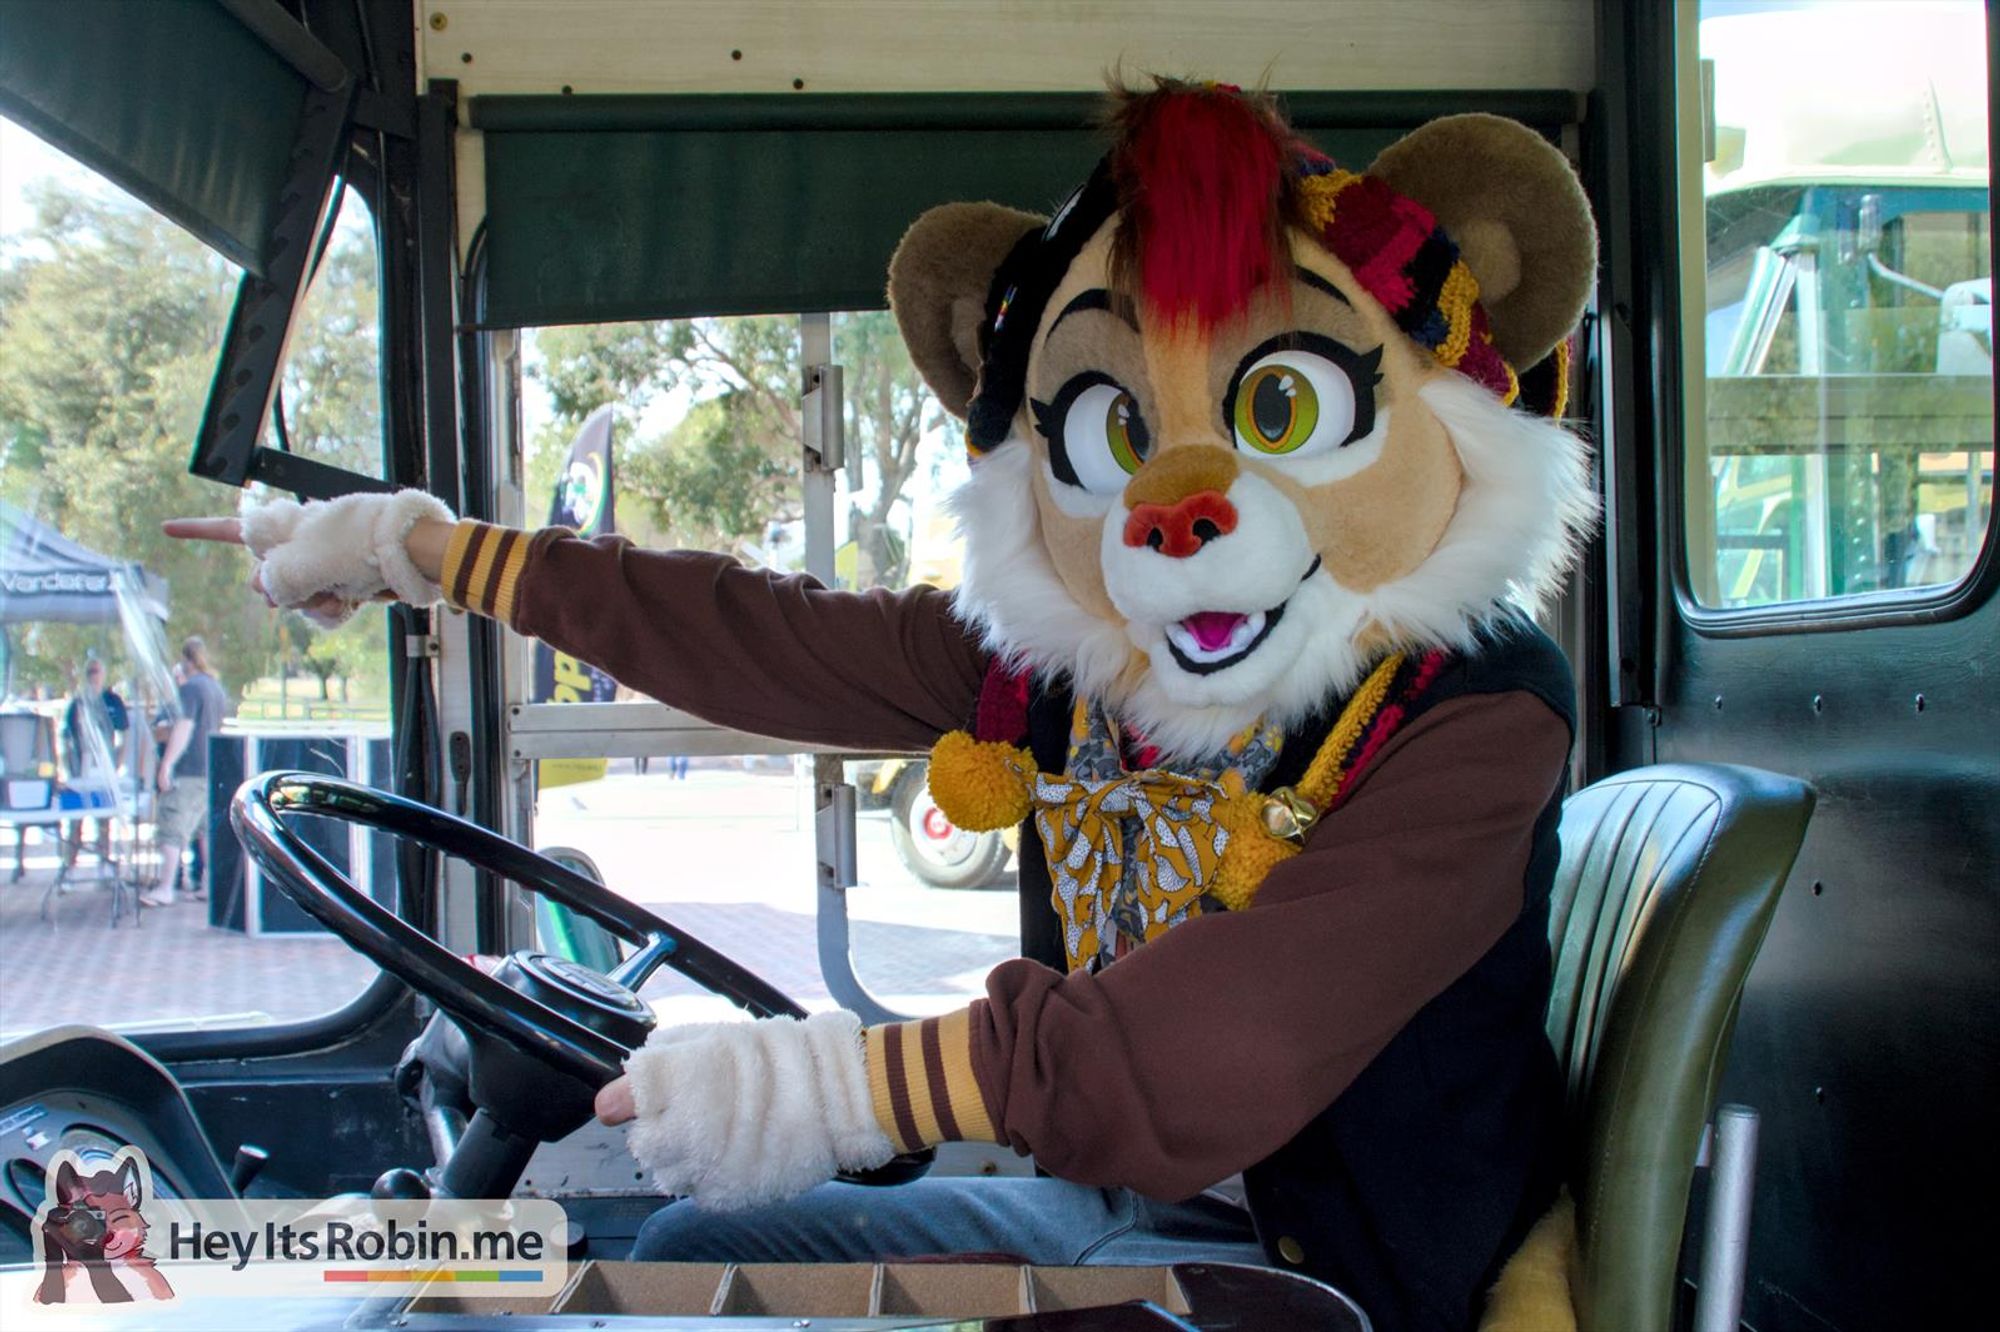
left=241, top=489, right=455, bottom=614
left=948, top=436, right=1130, bottom=700
left=1354, top=376, right=1598, bottom=649
left=621, top=1011, right=893, bottom=1213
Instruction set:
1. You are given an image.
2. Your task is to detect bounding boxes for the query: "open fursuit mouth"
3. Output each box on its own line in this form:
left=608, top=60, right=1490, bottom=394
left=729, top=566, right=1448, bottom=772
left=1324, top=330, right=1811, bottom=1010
left=1162, top=557, right=1323, bottom=675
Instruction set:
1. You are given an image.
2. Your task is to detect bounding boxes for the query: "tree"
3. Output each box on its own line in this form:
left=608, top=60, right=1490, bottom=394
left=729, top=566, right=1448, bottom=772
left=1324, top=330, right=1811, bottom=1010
left=527, top=310, right=944, bottom=588
left=0, top=183, right=251, bottom=695
left=0, top=180, right=386, bottom=702
left=834, top=311, right=938, bottom=589
left=280, top=609, right=376, bottom=703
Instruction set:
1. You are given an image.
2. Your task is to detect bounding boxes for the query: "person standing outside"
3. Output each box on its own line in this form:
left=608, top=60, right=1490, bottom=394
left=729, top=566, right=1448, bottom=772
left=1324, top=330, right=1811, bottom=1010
left=142, top=638, right=228, bottom=909
left=60, top=657, right=129, bottom=878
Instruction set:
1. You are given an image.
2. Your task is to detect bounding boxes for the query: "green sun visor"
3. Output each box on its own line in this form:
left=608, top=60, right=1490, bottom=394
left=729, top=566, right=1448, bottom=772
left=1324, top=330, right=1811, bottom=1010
left=0, top=0, right=343, bottom=278
left=469, top=92, right=1577, bottom=328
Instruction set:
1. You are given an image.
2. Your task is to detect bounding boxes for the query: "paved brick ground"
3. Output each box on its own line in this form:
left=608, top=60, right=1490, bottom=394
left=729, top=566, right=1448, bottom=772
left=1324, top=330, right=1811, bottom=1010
left=1, top=767, right=1020, bottom=1039
left=536, top=767, right=1019, bottom=1024
left=0, top=854, right=378, bottom=1037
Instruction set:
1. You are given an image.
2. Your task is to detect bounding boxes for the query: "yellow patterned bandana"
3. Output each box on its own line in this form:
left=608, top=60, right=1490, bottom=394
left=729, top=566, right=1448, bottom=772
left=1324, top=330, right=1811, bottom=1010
left=1035, top=703, right=1284, bottom=972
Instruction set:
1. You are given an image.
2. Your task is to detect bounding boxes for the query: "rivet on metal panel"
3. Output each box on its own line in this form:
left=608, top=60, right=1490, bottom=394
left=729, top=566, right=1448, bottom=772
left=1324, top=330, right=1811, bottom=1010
left=460, top=51, right=473, bottom=64
left=1811, top=694, right=1824, bottom=714
left=1913, top=693, right=1927, bottom=713
left=731, top=49, right=744, bottom=61
left=428, top=12, right=447, bottom=31
left=793, top=77, right=806, bottom=90
left=1811, top=880, right=1823, bottom=897
left=1813, top=1086, right=1826, bottom=1104
left=1712, top=695, right=1724, bottom=711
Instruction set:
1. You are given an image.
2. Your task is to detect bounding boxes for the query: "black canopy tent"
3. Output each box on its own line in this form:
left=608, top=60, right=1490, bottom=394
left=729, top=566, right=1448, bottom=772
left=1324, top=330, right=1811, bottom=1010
left=0, top=501, right=170, bottom=626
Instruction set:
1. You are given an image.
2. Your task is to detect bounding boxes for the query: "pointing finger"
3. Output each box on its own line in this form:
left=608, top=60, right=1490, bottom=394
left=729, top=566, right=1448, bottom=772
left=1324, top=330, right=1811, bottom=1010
left=162, top=517, right=246, bottom=545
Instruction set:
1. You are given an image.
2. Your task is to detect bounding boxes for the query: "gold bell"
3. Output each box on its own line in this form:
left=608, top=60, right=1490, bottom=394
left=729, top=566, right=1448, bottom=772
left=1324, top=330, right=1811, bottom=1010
left=1259, top=788, right=1320, bottom=844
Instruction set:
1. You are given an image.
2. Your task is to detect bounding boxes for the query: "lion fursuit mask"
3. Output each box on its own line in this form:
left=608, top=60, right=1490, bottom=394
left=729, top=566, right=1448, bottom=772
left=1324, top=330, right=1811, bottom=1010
left=889, top=82, right=1597, bottom=763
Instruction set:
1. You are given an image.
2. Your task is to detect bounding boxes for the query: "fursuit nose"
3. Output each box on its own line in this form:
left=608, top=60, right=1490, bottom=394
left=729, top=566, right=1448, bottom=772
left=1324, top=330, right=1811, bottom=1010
left=1122, top=447, right=1240, bottom=557
left=1123, top=491, right=1238, bottom=556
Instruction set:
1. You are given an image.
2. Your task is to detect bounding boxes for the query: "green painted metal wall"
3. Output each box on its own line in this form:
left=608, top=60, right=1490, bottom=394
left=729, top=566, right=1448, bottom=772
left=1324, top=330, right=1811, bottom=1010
left=470, top=91, right=1574, bottom=327
left=0, top=0, right=310, bottom=277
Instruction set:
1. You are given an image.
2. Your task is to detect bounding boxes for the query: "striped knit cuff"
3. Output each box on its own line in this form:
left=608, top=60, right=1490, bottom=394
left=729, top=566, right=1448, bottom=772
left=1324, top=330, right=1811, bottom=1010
left=441, top=520, right=534, bottom=622
left=863, top=1008, right=999, bottom=1153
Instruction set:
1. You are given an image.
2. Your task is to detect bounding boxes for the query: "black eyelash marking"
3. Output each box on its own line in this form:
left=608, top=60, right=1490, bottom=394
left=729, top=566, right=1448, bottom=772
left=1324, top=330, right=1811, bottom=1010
left=1352, top=345, right=1385, bottom=393
left=1030, top=397, right=1056, bottom=438
left=1031, top=389, right=1082, bottom=487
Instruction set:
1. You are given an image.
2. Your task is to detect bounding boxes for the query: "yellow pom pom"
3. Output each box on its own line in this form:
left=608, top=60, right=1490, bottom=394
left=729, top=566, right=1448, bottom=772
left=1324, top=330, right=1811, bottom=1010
left=926, top=731, right=1035, bottom=832
left=1210, top=792, right=1299, bottom=912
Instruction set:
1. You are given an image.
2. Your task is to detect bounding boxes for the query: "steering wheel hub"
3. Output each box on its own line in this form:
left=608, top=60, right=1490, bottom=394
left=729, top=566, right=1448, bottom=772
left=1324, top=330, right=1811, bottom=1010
left=492, top=951, right=654, bottom=1051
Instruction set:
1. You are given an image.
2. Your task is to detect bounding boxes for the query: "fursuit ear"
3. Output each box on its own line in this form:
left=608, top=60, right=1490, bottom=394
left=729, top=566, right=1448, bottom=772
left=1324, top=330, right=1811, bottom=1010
left=888, top=202, right=1044, bottom=419
left=1368, top=114, right=1597, bottom=369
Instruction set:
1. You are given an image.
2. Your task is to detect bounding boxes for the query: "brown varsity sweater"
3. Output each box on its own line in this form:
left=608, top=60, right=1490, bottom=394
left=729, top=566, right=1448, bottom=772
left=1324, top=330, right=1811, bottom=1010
left=444, top=522, right=1571, bottom=1200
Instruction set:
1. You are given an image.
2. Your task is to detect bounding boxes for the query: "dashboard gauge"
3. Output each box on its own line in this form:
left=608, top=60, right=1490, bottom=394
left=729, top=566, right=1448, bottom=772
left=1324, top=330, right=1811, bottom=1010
left=6, top=1125, right=181, bottom=1210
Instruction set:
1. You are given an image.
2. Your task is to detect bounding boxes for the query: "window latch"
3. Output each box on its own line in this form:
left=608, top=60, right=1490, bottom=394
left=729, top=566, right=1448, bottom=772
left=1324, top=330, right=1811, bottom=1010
left=803, top=363, right=853, bottom=482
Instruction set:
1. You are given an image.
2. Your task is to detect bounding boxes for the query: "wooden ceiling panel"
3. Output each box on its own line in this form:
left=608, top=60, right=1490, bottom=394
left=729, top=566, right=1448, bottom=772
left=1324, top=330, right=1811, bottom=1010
left=417, top=0, right=1593, bottom=97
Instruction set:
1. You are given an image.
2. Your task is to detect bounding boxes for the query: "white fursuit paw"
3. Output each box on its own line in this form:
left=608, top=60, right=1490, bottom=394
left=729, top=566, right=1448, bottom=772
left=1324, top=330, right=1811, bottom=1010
left=240, top=490, right=455, bottom=621
left=621, top=1011, right=894, bottom=1212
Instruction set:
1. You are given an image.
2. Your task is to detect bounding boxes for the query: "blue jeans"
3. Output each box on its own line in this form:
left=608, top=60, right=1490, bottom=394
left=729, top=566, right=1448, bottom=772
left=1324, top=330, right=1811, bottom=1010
left=630, top=1177, right=1268, bottom=1268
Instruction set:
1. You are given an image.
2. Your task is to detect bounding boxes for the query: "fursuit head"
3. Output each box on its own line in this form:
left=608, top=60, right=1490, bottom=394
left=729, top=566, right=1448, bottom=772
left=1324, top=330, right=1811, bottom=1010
left=888, top=80, right=1599, bottom=761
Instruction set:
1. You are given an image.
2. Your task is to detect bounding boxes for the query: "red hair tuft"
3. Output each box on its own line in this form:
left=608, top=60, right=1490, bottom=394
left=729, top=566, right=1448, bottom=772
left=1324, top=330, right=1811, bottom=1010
left=1109, top=80, right=1294, bottom=330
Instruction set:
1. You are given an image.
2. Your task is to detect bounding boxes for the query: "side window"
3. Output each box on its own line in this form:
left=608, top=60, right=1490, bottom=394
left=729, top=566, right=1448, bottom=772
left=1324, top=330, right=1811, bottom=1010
left=512, top=312, right=1018, bottom=1022
left=1683, top=0, right=1993, bottom=611
left=832, top=310, right=1017, bottom=1015
left=0, top=118, right=390, bottom=1036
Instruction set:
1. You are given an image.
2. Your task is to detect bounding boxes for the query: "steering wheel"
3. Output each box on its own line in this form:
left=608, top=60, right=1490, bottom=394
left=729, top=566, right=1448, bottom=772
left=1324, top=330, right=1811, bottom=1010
left=231, top=770, right=931, bottom=1198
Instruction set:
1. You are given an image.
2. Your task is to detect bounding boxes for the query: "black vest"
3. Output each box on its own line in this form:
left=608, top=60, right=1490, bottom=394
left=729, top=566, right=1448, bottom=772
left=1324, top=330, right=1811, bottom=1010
left=1012, top=618, right=1574, bottom=1332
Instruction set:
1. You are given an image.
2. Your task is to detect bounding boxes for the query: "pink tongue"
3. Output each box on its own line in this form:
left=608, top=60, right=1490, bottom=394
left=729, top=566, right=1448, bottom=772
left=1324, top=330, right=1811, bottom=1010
left=1183, top=611, right=1247, bottom=652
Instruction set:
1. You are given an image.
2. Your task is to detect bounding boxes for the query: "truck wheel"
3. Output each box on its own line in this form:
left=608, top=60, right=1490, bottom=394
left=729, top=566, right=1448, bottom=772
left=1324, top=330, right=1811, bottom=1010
left=889, top=765, right=1010, bottom=890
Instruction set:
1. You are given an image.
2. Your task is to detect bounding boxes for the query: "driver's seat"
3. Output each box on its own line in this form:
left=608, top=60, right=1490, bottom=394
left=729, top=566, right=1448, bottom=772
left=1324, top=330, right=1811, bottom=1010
left=1482, top=763, right=1814, bottom=1332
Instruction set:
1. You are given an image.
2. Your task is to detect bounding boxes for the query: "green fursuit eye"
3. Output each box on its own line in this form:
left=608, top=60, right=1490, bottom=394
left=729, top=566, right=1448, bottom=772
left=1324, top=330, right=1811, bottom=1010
left=1106, top=392, right=1148, bottom=472
left=1233, top=363, right=1321, bottom=454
